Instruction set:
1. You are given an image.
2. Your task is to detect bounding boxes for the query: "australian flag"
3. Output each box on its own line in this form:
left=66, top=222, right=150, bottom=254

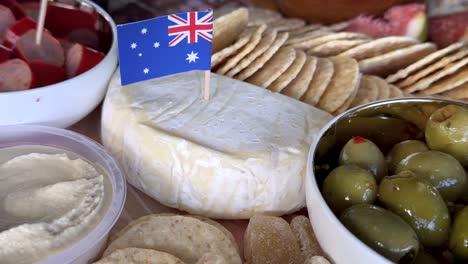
left=116, top=10, right=213, bottom=85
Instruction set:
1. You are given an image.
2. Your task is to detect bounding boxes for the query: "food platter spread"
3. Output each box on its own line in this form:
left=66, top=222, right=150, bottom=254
left=0, top=1, right=467, bottom=264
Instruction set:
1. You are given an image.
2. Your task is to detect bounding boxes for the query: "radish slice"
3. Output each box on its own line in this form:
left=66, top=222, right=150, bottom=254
left=0, top=0, right=25, bottom=19
left=66, top=28, right=99, bottom=50
left=45, top=3, right=97, bottom=37
left=0, top=45, right=11, bottom=62
left=19, top=1, right=39, bottom=20
left=15, top=29, right=65, bottom=67
left=0, top=58, right=33, bottom=92
left=29, top=61, right=66, bottom=88
left=0, top=4, right=15, bottom=42
left=65, top=43, right=104, bottom=78
left=3, top=16, right=36, bottom=48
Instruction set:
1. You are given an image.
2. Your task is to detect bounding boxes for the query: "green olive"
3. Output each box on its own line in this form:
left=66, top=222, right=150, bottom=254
left=425, top=104, right=468, bottom=166
left=386, top=140, right=429, bottom=173
left=414, top=251, right=439, bottom=264
left=322, top=165, right=377, bottom=213
left=340, top=204, right=419, bottom=263
left=449, top=206, right=468, bottom=259
left=379, top=171, right=450, bottom=248
left=396, top=150, right=467, bottom=202
left=339, top=137, right=388, bottom=181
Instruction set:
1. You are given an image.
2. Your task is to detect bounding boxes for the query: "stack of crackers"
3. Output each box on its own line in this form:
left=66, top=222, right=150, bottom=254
left=386, top=42, right=468, bottom=102
left=211, top=7, right=408, bottom=115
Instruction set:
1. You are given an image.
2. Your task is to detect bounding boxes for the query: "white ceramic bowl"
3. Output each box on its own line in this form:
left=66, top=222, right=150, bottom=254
left=0, top=125, right=126, bottom=264
left=0, top=0, right=117, bottom=128
left=305, top=97, right=467, bottom=264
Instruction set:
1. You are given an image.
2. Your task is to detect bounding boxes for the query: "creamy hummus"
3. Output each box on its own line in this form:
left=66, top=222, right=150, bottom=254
left=0, top=145, right=110, bottom=264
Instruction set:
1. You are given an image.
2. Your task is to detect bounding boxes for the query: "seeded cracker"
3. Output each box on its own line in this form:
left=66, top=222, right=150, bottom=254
left=441, top=81, right=468, bottom=99
left=396, top=48, right=468, bottom=88
left=226, top=29, right=277, bottom=77
left=420, top=66, right=468, bottom=95
left=289, top=32, right=368, bottom=50
left=403, top=56, right=468, bottom=93
left=308, top=39, right=369, bottom=57
left=103, top=215, right=241, bottom=264
left=216, top=24, right=267, bottom=75
left=269, top=49, right=307, bottom=92
left=285, top=30, right=332, bottom=46
left=234, top=32, right=289, bottom=81
left=358, top=43, right=437, bottom=77
left=93, top=248, right=185, bottom=264
left=269, top=18, right=306, bottom=32
left=350, top=75, right=379, bottom=107
left=247, top=47, right=296, bottom=87
left=318, top=56, right=360, bottom=113
left=386, top=41, right=466, bottom=83
left=211, top=30, right=252, bottom=68
left=213, top=8, right=248, bottom=53
left=281, top=56, right=318, bottom=99
left=340, top=36, right=418, bottom=60
left=301, top=58, right=334, bottom=106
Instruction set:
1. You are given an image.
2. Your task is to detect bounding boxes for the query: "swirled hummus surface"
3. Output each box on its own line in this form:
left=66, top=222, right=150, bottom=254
left=0, top=145, right=111, bottom=264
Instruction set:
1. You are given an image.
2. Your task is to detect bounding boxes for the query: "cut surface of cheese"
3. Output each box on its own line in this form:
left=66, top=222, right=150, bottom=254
left=102, top=70, right=333, bottom=219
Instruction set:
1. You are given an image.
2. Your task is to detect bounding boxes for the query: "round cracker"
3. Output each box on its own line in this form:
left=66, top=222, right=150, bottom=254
left=103, top=215, right=241, bottom=264
left=420, top=66, right=468, bottom=95
left=289, top=24, right=324, bottom=37
left=285, top=30, right=332, bottom=46
left=246, top=46, right=296, bottom=87
left=386, top=41, right=466, bottom=83
left=403, top=56, right=468, bottom=93
left=326, top=21, right=350, bottom=32
left=213, top=8, right=249, bottom=53
left=211, top=30, right=252, bottom=68
left=396, top=48, right=468, bottom=88
left=340, top=36, right=418, bottom=60
left=216, top=24, right=267, bottom=74
left=269, top=18, right=306, bottom=32
left=225, top=29, right=277, bottom=77
left=281, top=56, right=318, bottom=99
left=358, top=43, right=437, bottom=77
left=246, top=6, right=283, bottom=26
left=94, top=248, right=185, bottom=264
left=441, top=81, right=468, bottom=99
left=301, top=58, right=334, bottom=106
left=268, top=49, right=307, bottom=92
left=332, top=75, right=360, bottom=115
left=289, top=32, right=368, bottom=50
left=307, top=39, right=369, bottom=57
left=317, top=56, right=360, bottom=113
left=371, top=76, right=391, bottom=100
left=388, top=84, right=405, bottom=98
left=234, top=31, right=289, bottom=81
left=349, top=75, right=379, bottom=108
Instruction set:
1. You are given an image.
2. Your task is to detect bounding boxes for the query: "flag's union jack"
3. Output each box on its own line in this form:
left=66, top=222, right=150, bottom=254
left=168, top=11, right=213, bottom=47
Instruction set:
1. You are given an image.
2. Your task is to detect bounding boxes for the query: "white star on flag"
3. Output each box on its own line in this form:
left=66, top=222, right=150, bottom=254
left=138, top=53, right=142, bottom=57
left=186, top=51, right=199, bottom=63
left=143, top=68, right=150, bottom=74
left=130, top=43, right=137, bottom=49
left=153, top=42, right=160, bottom=48
left=141, top=28, right=148, bottom=34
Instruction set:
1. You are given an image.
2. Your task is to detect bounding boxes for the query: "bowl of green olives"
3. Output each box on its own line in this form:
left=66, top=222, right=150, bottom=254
left=305, top=97, right=468, bottom=264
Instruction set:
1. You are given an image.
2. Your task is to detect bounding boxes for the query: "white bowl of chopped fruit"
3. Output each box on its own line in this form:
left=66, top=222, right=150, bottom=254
left=0, top=0, right=117, bottom=128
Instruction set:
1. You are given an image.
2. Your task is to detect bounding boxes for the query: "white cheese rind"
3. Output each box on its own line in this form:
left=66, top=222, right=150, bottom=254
left=102, top=70, right=332, bottom=218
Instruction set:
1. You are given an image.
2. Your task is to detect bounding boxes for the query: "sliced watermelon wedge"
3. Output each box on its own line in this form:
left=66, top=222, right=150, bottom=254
left=29, top=61, right=67, bottom=88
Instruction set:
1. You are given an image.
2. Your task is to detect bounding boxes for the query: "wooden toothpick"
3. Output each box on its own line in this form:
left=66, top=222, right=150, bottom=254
left=35, top=0, right=48, bottom=45
left=204, top=70, right=210, bottom=100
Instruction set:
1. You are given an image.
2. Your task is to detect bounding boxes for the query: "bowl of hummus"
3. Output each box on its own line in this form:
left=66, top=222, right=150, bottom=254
left=0, top=125, right=126, bottom=264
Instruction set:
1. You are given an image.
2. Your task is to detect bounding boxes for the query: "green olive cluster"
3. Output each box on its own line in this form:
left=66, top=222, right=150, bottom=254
left=321, top=105, right=468, bottom=263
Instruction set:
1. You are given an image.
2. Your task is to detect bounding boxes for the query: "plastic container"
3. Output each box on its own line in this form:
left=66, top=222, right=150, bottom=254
left=305, top=97, right=467, bottom=264
left=0, top=125, right=126, bottom=264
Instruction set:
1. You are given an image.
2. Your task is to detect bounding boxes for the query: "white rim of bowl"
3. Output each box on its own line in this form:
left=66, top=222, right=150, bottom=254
left=307, top=97, right=465, bottom=263
left=0, top=0, right=117, bottom=96
left=0, top=124, right=127, bottom=264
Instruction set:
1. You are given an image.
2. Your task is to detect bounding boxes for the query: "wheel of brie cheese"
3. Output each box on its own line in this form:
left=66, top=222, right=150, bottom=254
left=101, top=70, right=333, bottom=218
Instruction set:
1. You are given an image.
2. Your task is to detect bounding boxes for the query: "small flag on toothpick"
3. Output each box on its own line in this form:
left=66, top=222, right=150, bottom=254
left=116, top=10, right=213, bottom=99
